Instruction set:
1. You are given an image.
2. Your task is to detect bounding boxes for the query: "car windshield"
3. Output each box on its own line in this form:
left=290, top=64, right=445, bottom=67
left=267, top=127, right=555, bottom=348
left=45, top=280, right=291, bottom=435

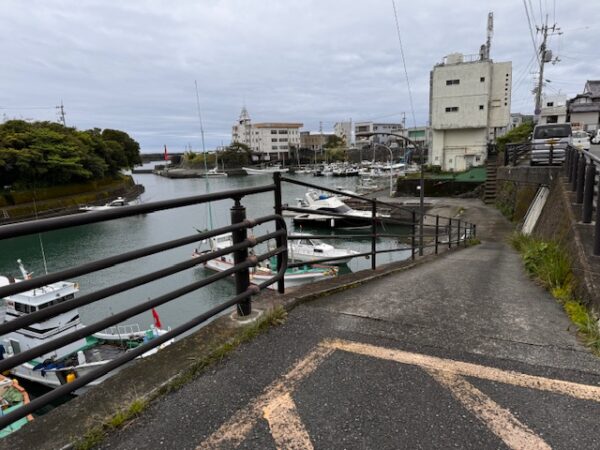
left=573, top=131, right=588, bottom=139
left=533, top=125, right=572, bottom=139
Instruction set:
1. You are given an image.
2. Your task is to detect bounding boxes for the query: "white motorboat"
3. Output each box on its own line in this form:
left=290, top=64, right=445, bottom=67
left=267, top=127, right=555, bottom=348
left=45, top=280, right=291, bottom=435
left=0, top=260, right=174, bottom=391
left=292, top=191, right=389, bottom=229
left=192, top=233, right=338, bottom=289
left=289, top=236, right=359, bottom=265
left=242, top=166, right=289, bottom=175
left=203, top=167, right=228, bottom=178
left=80, top=197, right=128, bottom=212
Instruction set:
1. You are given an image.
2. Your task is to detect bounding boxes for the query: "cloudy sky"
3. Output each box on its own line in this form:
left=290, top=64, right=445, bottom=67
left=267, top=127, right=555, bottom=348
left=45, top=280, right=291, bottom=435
left=1, top=0, right=597, bottom=152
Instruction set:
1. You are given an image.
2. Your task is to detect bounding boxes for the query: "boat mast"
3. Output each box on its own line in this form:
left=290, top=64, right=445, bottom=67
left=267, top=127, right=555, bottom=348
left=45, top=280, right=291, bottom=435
left=195, top=80, right=213, bottom=229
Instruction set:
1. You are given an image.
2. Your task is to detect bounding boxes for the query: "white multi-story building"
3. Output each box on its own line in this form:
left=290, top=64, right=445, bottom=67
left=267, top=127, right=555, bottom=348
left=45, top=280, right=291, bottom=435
left=354, top=122, right=403, bottom=147
left=539, top=95, right=567, bottom=125
left=430, top=52, right=511, bottom=171
left=231, top=107, right=303, bottom=162
left=334, top=121, right=353, bottom=146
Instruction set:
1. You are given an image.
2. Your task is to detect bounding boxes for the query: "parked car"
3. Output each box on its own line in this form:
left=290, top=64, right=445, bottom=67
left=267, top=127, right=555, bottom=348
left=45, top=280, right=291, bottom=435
left=530, top=123, right=572, bottom=166
left=572, top=130, right=591, bottom=151
left=591, top=129, right=600, bottom=145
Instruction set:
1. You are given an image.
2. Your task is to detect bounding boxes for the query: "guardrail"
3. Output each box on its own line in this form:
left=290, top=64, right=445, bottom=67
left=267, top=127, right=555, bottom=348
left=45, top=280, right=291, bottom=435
left=0, top=174, right=477, bottom=430
left=0, top=185, right=288, bottom=430
left=276, top=174, right=476, bottom=273
left=564, top=145, right=600, bottom=255
left=504, top=142, right=531, bottom=166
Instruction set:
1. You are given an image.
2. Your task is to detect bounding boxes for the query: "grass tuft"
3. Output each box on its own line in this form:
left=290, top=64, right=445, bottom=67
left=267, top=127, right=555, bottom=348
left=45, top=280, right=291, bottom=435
left=510, top=232, right=600, bottom=356
left=73, top=306, right=287, bottom=449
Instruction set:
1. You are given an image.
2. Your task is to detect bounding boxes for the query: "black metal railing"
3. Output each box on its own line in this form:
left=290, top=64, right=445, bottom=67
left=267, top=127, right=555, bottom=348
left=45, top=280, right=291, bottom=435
left=504, top=142, right=531, bottom=166
left=0, top=173, right=477, bottom=429
left=276, top=174, right=476, bottom=272
left=0, top=185, right=288, bottom=429
left=564, top=145, right=600, bottom=255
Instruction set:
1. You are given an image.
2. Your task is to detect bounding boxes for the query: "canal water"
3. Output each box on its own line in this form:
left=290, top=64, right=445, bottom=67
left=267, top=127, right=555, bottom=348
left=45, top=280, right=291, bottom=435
left=0, top=170, right=411, bottom=338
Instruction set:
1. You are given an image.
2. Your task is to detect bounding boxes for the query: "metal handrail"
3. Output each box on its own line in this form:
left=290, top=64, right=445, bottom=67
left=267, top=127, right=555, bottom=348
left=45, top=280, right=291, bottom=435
left=564, top=145, right=600, bottom=255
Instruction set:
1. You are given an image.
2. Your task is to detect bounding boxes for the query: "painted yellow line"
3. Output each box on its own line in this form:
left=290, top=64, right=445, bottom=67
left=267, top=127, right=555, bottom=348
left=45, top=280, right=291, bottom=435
left=323, top=339, right=600, bottom=403
left=196, top=345, right=333, bottom=449
left=263, top=393, right=314, bottom=450
left=428, top=370, right=551, bottom=450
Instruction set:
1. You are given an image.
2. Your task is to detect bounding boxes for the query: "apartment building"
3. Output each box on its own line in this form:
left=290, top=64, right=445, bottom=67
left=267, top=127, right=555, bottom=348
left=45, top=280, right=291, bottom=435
left=334, top=121, right=353, bottom=146
left=354, top=122, right=403, bottom=147
left=231, top=107, right=302, bottom=161
left=430, top=52, right=511, bottom=171
left=539, top=95, right=567, bottom=125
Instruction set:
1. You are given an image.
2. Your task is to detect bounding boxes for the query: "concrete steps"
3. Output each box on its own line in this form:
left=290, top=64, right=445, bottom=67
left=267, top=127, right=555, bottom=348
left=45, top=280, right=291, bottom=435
left=483, top=157, right=498, bottom=204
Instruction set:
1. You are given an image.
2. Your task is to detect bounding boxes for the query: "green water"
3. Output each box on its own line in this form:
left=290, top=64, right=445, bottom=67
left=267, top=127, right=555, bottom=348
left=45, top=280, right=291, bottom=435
left=0, top=172, right=410, bottom=336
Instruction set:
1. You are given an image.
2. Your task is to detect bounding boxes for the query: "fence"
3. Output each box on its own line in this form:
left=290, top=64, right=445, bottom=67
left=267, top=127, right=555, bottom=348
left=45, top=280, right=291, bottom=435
left=504, top=142, right=531, bottom=166
left=564, top=145, right=600, bottom=255
left=0, top=174, right=476, bottom=429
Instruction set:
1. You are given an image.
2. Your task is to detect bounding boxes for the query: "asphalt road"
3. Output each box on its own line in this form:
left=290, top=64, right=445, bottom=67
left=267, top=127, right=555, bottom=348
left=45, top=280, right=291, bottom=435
left=98, top=203, right=600, bottom=449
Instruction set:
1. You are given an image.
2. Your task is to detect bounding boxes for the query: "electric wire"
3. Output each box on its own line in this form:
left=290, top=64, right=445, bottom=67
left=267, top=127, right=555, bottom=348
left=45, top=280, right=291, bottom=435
left=523, top=0, right=541, bottom=65
left=391, top=0, right=416, bottom=129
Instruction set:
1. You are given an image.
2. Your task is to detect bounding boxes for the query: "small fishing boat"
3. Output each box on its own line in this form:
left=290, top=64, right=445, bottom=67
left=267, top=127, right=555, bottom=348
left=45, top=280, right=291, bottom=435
left=242, top=166, right=289, bottom=175
left=0, top=260, right=174, bottom=391
left=0, top=375, right=33, bottom=437
left=80, top=197, right=128, bottom=212
left=192, top=233, right=338, bottom=289
left=289, top=236, right=359, bottom=265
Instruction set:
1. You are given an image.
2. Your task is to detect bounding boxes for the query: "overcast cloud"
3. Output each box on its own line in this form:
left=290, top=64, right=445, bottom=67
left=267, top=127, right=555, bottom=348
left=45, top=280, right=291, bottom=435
left=1, top=0, right=598, bottom=152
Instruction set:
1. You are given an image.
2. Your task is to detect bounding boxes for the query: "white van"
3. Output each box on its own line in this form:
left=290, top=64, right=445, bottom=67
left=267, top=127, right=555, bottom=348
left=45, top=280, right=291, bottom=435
left=530, top=123, right=572, bottom=166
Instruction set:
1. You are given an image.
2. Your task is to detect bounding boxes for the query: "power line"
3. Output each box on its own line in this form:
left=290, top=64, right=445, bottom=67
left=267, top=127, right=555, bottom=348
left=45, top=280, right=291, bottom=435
left=391, top=0, right=416, bottom=129
left=523, top=0, right=541, bottom=65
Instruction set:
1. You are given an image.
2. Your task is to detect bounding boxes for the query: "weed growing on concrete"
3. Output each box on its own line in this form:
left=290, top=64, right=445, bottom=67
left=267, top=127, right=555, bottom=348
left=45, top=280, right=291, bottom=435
left=73, top=306, right=288, bottom=450
left=467, top=238, right=481, bottom=246
left=510, top=232, right=600, bottom=355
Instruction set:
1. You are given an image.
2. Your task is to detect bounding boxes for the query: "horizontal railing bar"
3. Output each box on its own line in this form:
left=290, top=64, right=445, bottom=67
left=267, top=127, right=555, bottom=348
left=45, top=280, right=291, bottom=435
left=0, top=257, right=287, bottom=431
left=286, top=251, right=373, bottom=268
left=0, top=184, right=275, bottom=240
left=0, top=243, right=287, bottom=374
left=0, top=214, right=282, bottom=299
left=0, top=225, right=286, bottom=336
left=284, top=206, right=415, bottom=227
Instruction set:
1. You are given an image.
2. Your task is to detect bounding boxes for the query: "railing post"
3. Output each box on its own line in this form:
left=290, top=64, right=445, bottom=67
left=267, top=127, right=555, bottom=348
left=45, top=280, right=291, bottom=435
left=511, top=146, right=517, bottom=165
left=504, top=146, right=509, bottom=166
left=473, top=224, right=477, bottom=239
left=571, top=151, right=579, bottom=190
left=583, top=163, right=596, bottom=224
left=371, top=201, right=377, bottom=270
left=576, top=157, right=586, bottom=205
left=230, top=198, right=251, bottom=316
left=273, top=172, right=285, bottom=293
left=549, top=143, right=554, bottom=166
left=457, top=219, right=461, bottom=246
left=565, top=147, right=572, bottom=176
left=411, top=210, right=416, bottom=260
left=434, top=214, right=439, bottom=255
left=448, top=218, right=452, bottom=249
left=464, top=223, right=468, bottom=247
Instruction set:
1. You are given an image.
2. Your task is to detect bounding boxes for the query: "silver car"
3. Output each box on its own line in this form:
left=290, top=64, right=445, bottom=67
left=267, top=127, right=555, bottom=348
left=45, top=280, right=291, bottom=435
left=530, top=123, right=572, bottom=165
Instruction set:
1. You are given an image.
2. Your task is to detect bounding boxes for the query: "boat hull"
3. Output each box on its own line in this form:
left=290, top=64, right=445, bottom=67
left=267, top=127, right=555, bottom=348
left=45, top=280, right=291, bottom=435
left=292, top=214, right=371, bottom=229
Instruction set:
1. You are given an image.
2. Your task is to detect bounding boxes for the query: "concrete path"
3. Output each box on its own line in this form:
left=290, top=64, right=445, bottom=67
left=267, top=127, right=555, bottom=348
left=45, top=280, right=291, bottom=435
left=100, top=201, right=600, bottom=449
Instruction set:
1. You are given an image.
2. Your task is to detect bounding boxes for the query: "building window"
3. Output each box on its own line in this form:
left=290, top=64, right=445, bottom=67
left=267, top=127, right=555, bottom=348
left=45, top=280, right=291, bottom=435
left=272, top=146, right=278, bottom=150
left=479, top=105, right=484, bottom=110
left=271, top=130, right=277, bottom=134
left=446, top=79, right=460, bottom=85
left=272, top=138, right=277, bottom=142
left=546, top=102, right=554, bottom=107
left=445, top=106, right=459, bottom=112
left=480, top=77, right=485, bottom=82
left=278, top=130, right=288, bottom=134
left=279, top=138, right=287, bottom=142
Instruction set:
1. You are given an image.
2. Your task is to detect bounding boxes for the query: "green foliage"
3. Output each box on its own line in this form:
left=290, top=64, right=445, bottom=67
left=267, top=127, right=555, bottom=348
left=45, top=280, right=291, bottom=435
left=0, top=120, right=141, bottom=188
left=495, top=121, right=534, bottom=154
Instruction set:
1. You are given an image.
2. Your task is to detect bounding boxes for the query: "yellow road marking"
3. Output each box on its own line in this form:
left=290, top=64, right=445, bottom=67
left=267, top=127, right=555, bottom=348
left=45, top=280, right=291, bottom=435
left=428, top=370, right=551, bottom=450
left=263, top=393, right=314, bottom=450
left=323, top=339, right=600, bottom=403
left=197, top=345, right=333, bottom=449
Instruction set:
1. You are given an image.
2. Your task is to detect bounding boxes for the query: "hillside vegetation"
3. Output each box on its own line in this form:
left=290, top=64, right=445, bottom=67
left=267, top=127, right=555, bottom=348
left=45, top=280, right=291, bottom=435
left=0, top=120, right=141, bottom=188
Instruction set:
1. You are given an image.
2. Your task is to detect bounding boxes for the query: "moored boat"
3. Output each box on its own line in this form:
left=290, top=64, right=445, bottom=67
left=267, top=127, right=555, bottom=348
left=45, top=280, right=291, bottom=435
left=242, top=166, right=289, bottom=175
left=192, top=233, right=338, bottom=289
left=0, top=260, right=174, bottom=392
left=0, top=375, right=33, bottom=437
left=289, top=236, right=359, bottom=265
left=80, top=197, right=128, bottom=212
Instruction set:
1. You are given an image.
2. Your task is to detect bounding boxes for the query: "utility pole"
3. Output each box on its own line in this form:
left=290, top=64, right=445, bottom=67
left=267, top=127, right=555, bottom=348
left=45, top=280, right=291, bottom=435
left=534, top=15, right=560, bottom=122
left=56, top=100, right=66, bottom=126
left=319, top=121, right=325, bottom=163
